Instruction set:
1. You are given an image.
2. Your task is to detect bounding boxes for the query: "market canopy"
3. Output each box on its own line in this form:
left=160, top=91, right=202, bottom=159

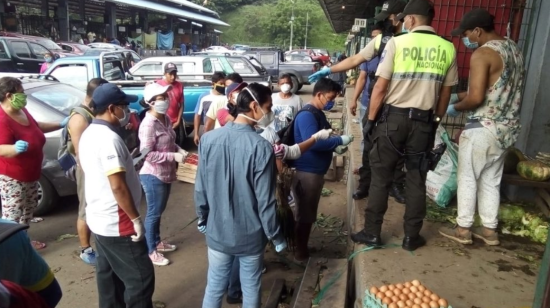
left=163, top=0, right=220, bottom=18
left=317, top=0, right=385, bottom=33
left=105, top=0, right=230, bottom=27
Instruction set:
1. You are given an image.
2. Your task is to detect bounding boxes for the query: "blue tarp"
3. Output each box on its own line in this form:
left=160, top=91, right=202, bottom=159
left=157, top=31, right=174, bottom=50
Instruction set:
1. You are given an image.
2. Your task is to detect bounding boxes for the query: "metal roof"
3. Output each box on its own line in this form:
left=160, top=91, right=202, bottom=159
left=317, top=0, right=385, bottom=33
left=163, top=0, right=220, bottom=17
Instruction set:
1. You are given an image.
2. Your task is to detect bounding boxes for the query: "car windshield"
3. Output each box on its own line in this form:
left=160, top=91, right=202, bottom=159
left=248, top=58, right=266, bottom=73
left=36, top=38, right=62, bottom=50
left=27, top=84, right=84, bottom=114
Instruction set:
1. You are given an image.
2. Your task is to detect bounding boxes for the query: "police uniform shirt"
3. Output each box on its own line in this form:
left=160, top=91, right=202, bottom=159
left=358, top=34, right=385, bottom=61
left=376, top=26, right=459, bottom=110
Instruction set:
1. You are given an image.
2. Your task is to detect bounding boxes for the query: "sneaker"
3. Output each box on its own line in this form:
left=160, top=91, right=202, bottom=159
left=156, top=241, right=177, bottom=252
left=472, top=227, right=500, bottom=246
left=80, top=247, right=97, bottom=266
left=226, top=292, right=243, bottom=304
left=149, top=251, right=170, bottom=266
left=438, top=226, right=473, bottom=244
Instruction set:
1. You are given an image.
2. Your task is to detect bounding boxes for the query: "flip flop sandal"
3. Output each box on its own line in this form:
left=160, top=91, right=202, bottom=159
left=30, top=217, right=44, bottom=223
left=31, top=241, right=47, bottom=250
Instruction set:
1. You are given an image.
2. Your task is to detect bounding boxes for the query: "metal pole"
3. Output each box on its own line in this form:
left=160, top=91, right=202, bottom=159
left=289, top=5, right=294, bottom=51
left=304, top=12, right=308, bottom=49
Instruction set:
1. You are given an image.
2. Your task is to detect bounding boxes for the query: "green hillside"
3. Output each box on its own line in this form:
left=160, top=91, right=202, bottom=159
left=189, top=0, right=347, bottom=52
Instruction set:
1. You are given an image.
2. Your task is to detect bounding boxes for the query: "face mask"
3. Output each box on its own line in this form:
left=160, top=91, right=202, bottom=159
left=44, top=57, right=52, bottom=63
left=153, top=100, right=169, bottom=114
left=462, top=37, right=479, bottom=49
left=10, top=93, right=27, bottom=110
left=215, top=85, right=226, bottom=94
left=230, top=92, right=239, bottom=104
left=324, top=100, right=335, bottom=111
left=257, top=109, right=275, bottom=127
left=115, top=106, right=130, bottom=127
left=280, top=84, right=291, bottom=93
left=401, top=23, right=409, bottom=34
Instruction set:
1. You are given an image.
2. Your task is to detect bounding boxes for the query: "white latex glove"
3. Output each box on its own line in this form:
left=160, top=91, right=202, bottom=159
left=312, top=129, right=333, bottom=141
left=130, top=217, right=145, bottom=242
left=275, top=240, right=288, bottom=253
left=284, top=144, right=302, bottom=160
left=449, top=93, right=459, bottom=105
left=340, top=135, right=354, bottom=146
left=178, top=148, right=189, bottom=158
left=174, top=153, right=184, bottom=163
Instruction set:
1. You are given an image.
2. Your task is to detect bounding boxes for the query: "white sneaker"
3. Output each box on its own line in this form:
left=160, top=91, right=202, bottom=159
left=149, top=251, right=170, bottom=266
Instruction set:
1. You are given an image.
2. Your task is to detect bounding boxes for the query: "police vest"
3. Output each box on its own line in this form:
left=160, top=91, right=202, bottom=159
left=391, top=31, right=456, bottom=85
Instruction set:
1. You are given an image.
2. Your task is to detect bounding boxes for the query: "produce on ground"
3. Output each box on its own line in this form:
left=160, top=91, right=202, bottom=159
left=275, top=163, right=295, bottom=250
left=366, top=280, right=450, bottom=308
left=503, top=147, right=527, bottom=174
left=517, top=160, right=550, bottom=182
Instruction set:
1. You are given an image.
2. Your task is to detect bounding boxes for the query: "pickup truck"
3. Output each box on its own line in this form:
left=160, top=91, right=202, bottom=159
left=244, top=49, right=320, bottom=93
left=37, top=51, right=212, bottom=136
left=0, top=37, right=75, bottom=73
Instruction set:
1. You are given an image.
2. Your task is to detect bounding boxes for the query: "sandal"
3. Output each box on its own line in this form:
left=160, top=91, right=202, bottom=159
left=30, top=217, right=44, bottom=223
left=31, top=240, right=47, bottom=250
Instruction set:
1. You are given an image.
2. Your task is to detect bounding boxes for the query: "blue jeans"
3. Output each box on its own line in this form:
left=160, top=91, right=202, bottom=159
left=228, top=258, right=241, bottom=298
left=202, top=248, right=263, bottom=308
left=140, top=174, right=172, bottom=254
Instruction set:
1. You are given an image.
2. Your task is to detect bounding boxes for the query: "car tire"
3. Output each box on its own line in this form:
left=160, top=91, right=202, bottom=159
left=290, top=75, right=300, bottom=94
left=298, top=84, right=303, bottom=91
left=33, top=175, right=59, bottom=216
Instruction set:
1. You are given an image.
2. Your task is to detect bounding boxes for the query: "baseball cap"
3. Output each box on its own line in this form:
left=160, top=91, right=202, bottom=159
left=92, top=83, right=138, bottom=109
left=396, top=0, right=435, bottom=21
left=451, top=8, right=494, bottom=36
left=226, top=82, right=248, bottom=98
left=143, top=82, right=172, bottom=103
left=375, top=0, right=407, bottom=21
left=164, top=62, right=178, bottom=74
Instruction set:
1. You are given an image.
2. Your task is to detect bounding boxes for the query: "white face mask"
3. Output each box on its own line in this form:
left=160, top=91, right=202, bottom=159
left=280, top=83, right=292, bottom=94
left=238, top=87, right=274, bottom=127
left=153, top=100, right=169, bottom=114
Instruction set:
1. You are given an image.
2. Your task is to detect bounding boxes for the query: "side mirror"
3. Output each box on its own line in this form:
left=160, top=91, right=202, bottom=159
left=125, top=72, right=133, bottom=80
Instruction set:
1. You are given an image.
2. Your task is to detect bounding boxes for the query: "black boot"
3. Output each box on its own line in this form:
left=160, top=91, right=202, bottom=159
left=352, top=189, right=368, bottom=200
left=402, top=235, right=426, bottom=251
left=389, top=183, right=406, bottom=204
left=350, top=230, right=382, bottom=247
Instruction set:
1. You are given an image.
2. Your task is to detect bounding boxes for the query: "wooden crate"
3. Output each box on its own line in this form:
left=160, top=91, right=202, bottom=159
left=177, top=153, right=198, bottom=184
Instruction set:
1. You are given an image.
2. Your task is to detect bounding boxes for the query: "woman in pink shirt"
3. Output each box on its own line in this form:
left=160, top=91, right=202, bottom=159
left=39, top=53, right=54, bottom=74
left=138, top=82, right=188, bottom=266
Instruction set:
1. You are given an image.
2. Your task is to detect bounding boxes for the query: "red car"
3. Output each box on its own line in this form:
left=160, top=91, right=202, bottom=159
left=290, top=49, right=330, bottom=66
left=0, top=32, right=78, bottom=58
left=57, top=42, right=90, bottom=55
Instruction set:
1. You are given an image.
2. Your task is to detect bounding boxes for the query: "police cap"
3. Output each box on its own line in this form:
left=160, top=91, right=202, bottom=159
left=374, top=0, right=407, bottom=21
left=396, top=0, right=435, bottom=21
left=451, top=8, right=495, bottom=36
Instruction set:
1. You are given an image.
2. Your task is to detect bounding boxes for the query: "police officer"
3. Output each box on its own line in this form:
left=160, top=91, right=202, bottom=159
left=350, top=0, right=458, bottom=251
left=309, top=0, right=408, bottom=203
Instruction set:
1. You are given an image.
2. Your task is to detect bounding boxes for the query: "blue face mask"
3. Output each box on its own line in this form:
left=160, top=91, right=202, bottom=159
left=324, top=100, right=335, bottom=111
left=44, top=57, right=52, bottom=63
left=401, top=23, right=409, bottom=34
left=462, top=37, right=479, bottom=49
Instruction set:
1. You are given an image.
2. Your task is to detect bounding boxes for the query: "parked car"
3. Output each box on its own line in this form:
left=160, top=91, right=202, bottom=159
left=0, top=32, right=78, bottom=58
left=206, top=46, right=229, bottom=51
left=87, top=42, right=127, bottom=50
left=245, top=49, right=319, bottom=93
left=57, top=42, right=90, bottom=55
left=0, top=37, right=63, bottom=73
left=289, top=49, right=330, bottom=66
left=83, top=48, right=142, bottom=64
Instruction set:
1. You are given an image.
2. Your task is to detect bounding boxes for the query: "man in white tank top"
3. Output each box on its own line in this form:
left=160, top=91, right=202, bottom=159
left=439, top=8, right=525, bottom=247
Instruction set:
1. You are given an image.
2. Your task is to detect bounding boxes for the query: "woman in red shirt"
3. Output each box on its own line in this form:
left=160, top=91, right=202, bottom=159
left=0, top=77, right=68, bottom=250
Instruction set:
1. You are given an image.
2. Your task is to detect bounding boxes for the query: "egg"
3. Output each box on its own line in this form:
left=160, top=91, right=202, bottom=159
left=370, top=287, right=379, bottom=295
left=392, top=296, right=400, bottom=303
left=380, top=285, right=388, bottom=292
left=376, top=292, right=385, bottom=300
left=421, top=303, right=430, bottom=308
left=414, top=298, right=423, bottom=305
left=416, top=292, right=424, bottom=299
left=423, top=290, right=432, bottom=297
left=397, top=301, right=406, bottom=308
left=404, top=282, right=412, bottom=288
left=429, top=301, right=439, bottom=308
left=383, top=297, right=392, bottom=305
left=394, top=289, right=402, bottom=296
left=410, top=286, right=418, bottom=293
left=438, top=298, right=448, bottom=307
left=411, top=279, right=421, bottom=286
left=385, top=290, right=394, bottom=298
left=408, top=293, right=416, bottom=300
left=402, top=288, right=410, bottom=295
left=399, top=294, right=408, bottom=301
left=422, top=297, right=431, bottom=303
left=412, top=305, right=421, bottom=308
left=418, top=285, right=426, bottom=292
left=430, top=294, right=440, bottom=301
left=396, top=283, right=404, bottom=289
left=389, top=303, right=398, bottom=308
left=406, top=300, right=414, bottom=306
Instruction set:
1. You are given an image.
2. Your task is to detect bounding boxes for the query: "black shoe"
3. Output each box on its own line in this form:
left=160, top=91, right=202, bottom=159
left=350, top=230, right=382, bottom=247
left=226, top=293, right=243, bottom=304
left=402, top=235, right=426, bottom=251
left=389, top=184, right=406, bottom=204
left=352, top=189, right=369, bottom=200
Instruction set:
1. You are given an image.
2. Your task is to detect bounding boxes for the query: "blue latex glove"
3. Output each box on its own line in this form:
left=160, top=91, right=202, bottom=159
left=308, top=67, right=332, bottom=83
left=446, top=104, right=461, bottom=118
left=449, top=93, right=459, bottom=105
left=14, top=140, right=28, bottom=154
left=275, top=240, right=287, bottom=253
left=197, top=218, right=207, bottom=234
left=340, top=135, right=354, bottom=146
left=60, top=116, right=70, bottom=128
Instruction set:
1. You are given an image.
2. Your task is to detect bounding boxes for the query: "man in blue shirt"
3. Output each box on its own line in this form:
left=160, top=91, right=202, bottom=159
left=291, top=78, right=354, bottom=261
left=180, top=42, right=187, bottom=56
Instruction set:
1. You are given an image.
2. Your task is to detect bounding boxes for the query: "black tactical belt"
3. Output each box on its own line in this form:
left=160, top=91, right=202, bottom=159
left=386, top=105, right=433, bottom=122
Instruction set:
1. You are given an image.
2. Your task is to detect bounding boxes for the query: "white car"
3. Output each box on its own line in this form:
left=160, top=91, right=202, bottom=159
left=206, top=46, right=229, bottom=51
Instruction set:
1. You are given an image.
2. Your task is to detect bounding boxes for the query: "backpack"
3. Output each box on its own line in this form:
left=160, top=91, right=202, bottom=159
left=277, top=104, right=329, bottom=146
left=57, top=106, right=93, bottom=181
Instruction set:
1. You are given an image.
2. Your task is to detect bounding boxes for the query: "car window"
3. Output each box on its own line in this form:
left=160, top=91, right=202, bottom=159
left=49, top=65, right=89, bottom=91
left=130, top=51, right=141, bottom=63
left=260, top=54, right=275, bottom=65
left=202, top=59, right=213, bottom=73
left=211, top=59, right=224, bottom=72
left=226, top=58, right=255, bottom=74
left=61, top=44, right=73, bottom=52
left=131, top=63, right=162, bottom=75
left=27, top=84, right=85, bottom=114
left=103, top=61, right=124, bottom=81
left=29, top=43, right=49, bottom=58
left=0, top=41, right=9, bottom=59
left=179, top=62, right=195, bottom=74
left=11, top=42, right=31, bottom=58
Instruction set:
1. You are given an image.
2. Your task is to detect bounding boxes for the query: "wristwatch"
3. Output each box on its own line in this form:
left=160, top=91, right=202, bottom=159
left=433, top=115, right=442, bottom=124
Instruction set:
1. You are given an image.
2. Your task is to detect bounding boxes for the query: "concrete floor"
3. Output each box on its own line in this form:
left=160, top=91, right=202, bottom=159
left=29, top=85, right=352, bottom=308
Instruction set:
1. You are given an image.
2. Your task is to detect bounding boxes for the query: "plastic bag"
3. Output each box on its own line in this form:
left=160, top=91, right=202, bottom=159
left=425, top=126, right=459, bottom=207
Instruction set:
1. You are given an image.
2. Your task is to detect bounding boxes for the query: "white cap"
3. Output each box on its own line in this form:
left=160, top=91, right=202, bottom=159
left=143, top=83, right=172, bottom=103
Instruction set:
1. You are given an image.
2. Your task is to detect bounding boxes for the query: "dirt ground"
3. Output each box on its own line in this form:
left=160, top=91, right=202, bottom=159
left=28, top=85, right=352, bottom=308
